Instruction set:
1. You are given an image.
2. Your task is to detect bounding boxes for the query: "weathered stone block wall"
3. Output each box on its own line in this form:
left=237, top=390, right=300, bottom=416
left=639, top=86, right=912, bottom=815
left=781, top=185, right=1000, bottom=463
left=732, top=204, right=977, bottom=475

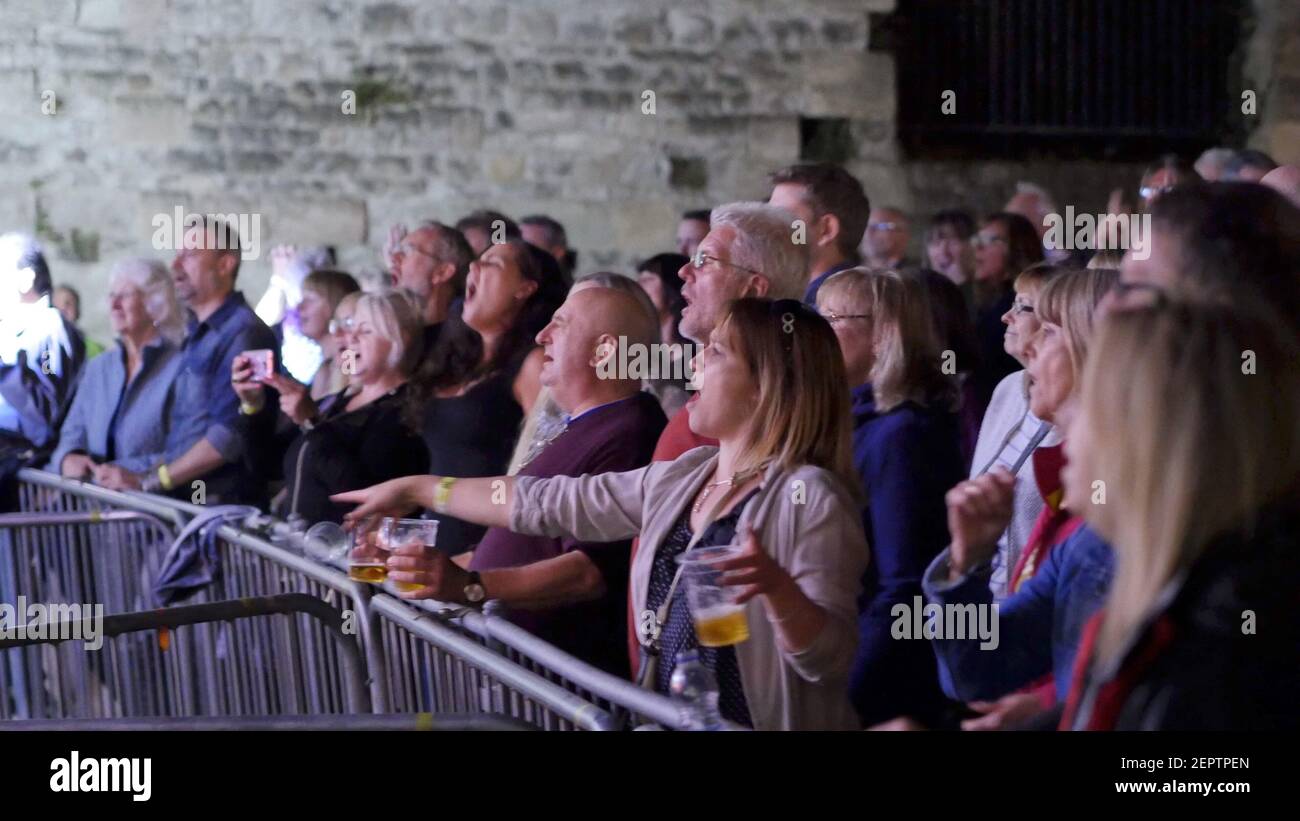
left=0, top=0, right=1291, bottom=344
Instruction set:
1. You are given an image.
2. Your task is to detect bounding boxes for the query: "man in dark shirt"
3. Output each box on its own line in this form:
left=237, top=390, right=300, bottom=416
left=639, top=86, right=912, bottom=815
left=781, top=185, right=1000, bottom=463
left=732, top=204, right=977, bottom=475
left=93, top=217, right=276, bottom=505
left=766, top=163, right=871, bottom=305
left=387, top=221, right=472, bottom=352
left=386, top=275, right=667, bottom=677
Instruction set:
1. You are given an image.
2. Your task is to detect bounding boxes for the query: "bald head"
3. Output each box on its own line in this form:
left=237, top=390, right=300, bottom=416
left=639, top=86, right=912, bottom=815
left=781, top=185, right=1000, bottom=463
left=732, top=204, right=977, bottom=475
left=1261, top=165, right=1300, bottom=209
left=536, top=276, right=660, bottom=413
left=571, top=280, right=659, bottom=351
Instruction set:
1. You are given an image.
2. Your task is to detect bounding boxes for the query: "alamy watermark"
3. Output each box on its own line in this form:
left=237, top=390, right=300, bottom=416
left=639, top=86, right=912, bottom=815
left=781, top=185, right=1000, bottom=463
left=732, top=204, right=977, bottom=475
left=891, top=596, right=999, bottom=650
left=595, top=337, right=703, bottom=387
left=1043, top=207, right=1151, bottom=260
left=150, top=206, right=262, bottom=260
left=0, top=596, right=105, bottom=650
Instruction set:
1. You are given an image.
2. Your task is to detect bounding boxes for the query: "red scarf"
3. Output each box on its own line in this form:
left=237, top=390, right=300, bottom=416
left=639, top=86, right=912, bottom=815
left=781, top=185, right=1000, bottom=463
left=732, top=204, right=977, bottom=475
left=1009, top=443, right=1083, bottom=592
left=1059, top=612, right=1178, bottom=730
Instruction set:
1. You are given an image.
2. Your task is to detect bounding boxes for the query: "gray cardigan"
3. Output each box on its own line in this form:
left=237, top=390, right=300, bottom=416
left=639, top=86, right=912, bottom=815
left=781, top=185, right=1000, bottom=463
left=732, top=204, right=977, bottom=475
left=510, top=446, right=868, bottom=731
left=47, top=337, right=182, bottom=475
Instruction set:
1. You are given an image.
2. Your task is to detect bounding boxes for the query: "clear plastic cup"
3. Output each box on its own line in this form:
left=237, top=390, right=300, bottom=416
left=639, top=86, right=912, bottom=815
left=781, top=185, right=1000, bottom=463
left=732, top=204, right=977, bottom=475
left=675, top=545, right=750, bottom=647
left=380, top=517, right=439, bottom=592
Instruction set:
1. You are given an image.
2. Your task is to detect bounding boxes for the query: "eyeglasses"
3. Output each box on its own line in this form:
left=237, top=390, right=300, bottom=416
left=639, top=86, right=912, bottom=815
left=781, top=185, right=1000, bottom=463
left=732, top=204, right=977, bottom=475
left=328, top=316, right=356, bottom=335
left=1008, top=299, right=1035, bottom=316
left=971, top=233, right=1008, bottom=249
left=395, top=242, right=438, bottom=260
left=1139, top=185, right=1174, bottom=201
left=868, top=221, right=901, bottom=232
left=692, top=249, right=763, bottom=277
left=819, top=309, right=870, bottom=323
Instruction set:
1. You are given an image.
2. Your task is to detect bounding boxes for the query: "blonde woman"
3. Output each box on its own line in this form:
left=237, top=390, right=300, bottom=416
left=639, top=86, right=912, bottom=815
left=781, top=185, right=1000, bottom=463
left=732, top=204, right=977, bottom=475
left=922, top=267, right=1118, bottom=729
left=1061, top=301, right=1300, bottom=730
left=234, top=289, right=429, bottom=525
left=336, top=298, right=868, bottom=730
left=51, top=258, right=184, bottom=480
left=971, top=263, right=1067, bottom=599
left=816, top=268, right=963, bottom=727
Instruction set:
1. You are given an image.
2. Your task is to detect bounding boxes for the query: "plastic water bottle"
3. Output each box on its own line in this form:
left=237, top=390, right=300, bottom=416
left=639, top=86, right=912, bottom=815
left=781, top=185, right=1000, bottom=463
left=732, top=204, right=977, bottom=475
left=668, top=650, right=723, bottom=731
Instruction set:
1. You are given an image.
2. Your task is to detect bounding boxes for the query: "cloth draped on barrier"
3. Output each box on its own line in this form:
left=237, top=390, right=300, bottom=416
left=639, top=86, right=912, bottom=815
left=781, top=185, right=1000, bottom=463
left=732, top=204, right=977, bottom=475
left=152, top=505, right=259, bottom=606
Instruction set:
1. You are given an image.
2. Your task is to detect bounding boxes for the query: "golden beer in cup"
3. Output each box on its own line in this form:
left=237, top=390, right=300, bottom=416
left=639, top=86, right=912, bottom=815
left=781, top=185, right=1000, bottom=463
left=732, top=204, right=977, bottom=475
left=676, top=545, right=750, bottom=647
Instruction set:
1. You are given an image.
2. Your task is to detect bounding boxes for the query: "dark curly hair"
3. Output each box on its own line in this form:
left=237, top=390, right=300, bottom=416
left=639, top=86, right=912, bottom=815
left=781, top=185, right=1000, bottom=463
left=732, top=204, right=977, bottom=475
left=403, top=239, right=567, bottom=427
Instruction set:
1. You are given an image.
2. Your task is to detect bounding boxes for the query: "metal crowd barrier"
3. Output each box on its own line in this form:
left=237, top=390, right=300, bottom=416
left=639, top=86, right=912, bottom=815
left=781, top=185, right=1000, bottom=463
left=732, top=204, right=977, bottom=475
left=1, top=714, right=536, bottom=731
left=4, top=469, right=695, bottom=730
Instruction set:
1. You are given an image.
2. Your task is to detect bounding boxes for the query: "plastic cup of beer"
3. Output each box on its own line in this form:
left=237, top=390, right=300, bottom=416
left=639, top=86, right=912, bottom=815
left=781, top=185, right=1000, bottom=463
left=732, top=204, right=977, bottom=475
left=380, top=517, right=439, bottom=592
left=675, top=545, right=749, bottom=647
left=347, top=527, right=389, bottom=584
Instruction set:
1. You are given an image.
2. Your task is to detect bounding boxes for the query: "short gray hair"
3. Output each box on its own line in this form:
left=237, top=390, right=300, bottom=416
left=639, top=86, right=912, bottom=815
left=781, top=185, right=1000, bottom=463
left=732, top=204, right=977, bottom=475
left=109, top=257, right=185, bottom=343
left=709, top=201, right=809, bottom=300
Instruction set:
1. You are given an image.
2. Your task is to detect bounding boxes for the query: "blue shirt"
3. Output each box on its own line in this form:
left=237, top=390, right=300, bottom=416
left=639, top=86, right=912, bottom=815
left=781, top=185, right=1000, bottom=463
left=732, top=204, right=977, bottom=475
left=162, top=292, right=276, bottom=498
left=847, top=384, right=965, bottom=725
left=47, top=336, right=182, bottom=474
left=803, top=261, right=856, bottom=306
left=923, top=524, right=1114, bottom=704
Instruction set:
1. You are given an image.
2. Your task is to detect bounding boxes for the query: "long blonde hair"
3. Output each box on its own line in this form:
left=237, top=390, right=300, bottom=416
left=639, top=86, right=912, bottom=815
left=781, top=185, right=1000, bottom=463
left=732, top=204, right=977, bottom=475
left=819, top=266, right=957, bottom=412
left=1077, top=302, right=1300, bottom=667
left=1035, top=267, right=1119, bottom=379
left=717, top=298, right=858, bottom=496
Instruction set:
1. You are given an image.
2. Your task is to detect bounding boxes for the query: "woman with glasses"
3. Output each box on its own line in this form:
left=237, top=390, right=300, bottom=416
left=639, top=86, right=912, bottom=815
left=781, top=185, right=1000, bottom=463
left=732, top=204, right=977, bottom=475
left=922, top=267, right=1118, bottom=730
left=816, top=268, right=965, bottom=728
left=969, top=263, right=1068, bottom=599
left=232, top=289, right=429, bottom=525
left=336, top=298, right=868, bottom=730
left=970, top=212, right=1044, bottom=412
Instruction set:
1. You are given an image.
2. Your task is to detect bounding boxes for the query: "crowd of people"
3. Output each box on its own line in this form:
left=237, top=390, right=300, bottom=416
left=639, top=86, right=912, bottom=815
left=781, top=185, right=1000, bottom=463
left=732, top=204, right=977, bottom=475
left=1, top=143, right=1297, bottom=731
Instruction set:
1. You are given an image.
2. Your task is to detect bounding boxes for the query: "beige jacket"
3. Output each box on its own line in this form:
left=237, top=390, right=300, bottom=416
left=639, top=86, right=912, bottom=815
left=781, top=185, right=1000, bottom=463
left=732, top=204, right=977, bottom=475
left=510, top=446, right=869, bottom=730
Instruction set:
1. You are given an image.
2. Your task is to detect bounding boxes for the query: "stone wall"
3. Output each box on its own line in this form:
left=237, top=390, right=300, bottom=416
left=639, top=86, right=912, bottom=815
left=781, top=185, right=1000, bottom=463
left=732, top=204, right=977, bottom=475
left=0, top=0, right=1292, bottom=344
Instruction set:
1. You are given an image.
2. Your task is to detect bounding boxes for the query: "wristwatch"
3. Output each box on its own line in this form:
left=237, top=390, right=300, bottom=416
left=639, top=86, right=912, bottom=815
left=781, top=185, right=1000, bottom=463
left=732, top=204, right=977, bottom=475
left=463, top=571, right=486, bottom=604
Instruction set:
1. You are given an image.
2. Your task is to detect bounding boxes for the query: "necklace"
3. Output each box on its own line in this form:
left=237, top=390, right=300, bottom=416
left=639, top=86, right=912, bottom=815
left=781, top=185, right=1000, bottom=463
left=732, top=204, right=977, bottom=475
left=692, top=463, right=766, bottom=514
left=517, top=412, right=569, bottom=471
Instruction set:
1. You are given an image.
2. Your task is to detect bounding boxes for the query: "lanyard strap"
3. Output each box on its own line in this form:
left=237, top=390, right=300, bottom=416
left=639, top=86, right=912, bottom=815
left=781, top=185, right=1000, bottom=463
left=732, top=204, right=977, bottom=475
left=637, top=470, right=761, bottom=671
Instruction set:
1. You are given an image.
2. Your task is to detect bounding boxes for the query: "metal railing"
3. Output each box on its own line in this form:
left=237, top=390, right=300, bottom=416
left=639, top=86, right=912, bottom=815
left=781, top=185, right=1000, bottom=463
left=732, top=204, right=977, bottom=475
left=4, top=468, right=694, bottom=730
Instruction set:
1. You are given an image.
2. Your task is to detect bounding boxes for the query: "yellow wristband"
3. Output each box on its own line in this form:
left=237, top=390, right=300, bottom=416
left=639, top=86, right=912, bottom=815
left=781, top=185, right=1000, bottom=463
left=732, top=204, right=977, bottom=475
left=157, top=464, right=174, bottom=492
left=433, top=476, right=457, bottom=514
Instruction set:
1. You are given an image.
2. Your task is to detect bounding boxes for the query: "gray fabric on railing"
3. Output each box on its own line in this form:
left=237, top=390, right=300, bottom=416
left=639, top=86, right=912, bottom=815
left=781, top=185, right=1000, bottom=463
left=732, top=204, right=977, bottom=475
left=152, top=505, right=258, bottom=606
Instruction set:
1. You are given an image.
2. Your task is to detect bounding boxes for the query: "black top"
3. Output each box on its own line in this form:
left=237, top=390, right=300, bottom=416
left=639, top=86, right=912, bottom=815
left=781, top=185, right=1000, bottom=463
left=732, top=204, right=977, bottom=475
left=280, top=384, right=429, bottom=525
left=646, top=488, right=759, bottom=728
left=420, top=354, right=529, bottom=553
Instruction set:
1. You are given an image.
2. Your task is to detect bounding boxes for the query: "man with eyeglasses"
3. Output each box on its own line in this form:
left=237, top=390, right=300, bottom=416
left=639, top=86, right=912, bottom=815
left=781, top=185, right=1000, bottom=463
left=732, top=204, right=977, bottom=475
left=861, top=207, right=913, bottom=271
left=767, top=163, right=870, bottom=305
left=386, top=221, right=473, bottom=352
left=651, top=201, right=810, bottom=462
